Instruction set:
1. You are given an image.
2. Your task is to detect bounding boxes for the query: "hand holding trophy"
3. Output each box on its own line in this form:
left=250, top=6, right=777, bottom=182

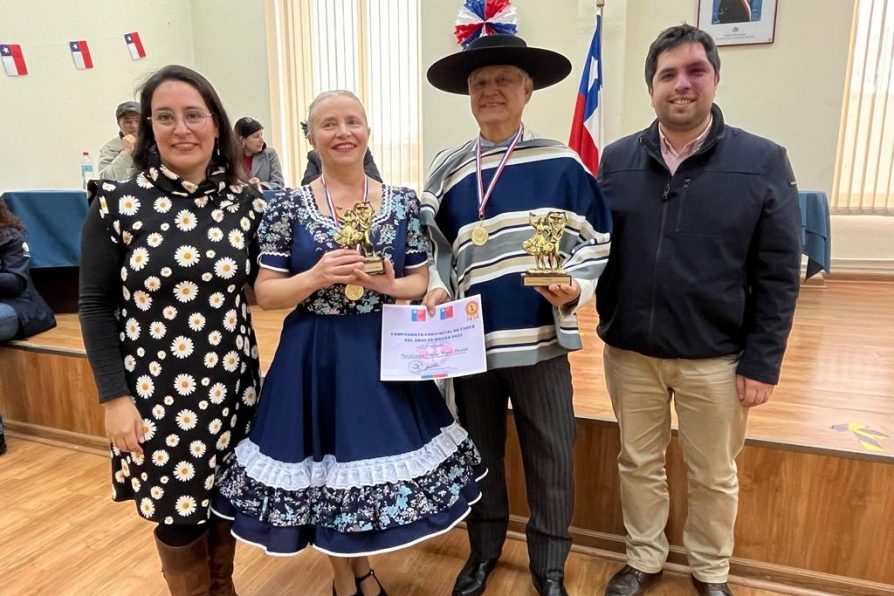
left=333, top=202, right=384, bottom=300
left=521, top=211, right=571, bottom=286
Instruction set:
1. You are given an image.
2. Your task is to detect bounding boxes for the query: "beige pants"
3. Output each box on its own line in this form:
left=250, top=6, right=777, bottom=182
left=603, top=344, right=749, bottom=583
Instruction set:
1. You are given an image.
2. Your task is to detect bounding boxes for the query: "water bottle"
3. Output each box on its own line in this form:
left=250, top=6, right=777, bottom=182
left=80, top=151, right=95, bottom=190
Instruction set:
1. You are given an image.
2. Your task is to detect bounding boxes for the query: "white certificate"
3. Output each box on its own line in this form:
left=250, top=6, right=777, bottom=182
left=380, top=296, right=487, bottom=381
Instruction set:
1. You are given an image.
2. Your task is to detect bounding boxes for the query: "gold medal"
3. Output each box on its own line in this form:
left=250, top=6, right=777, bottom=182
left=471, top=225, right=489, bottom=246
left=344, top=284, right=364, bottom=301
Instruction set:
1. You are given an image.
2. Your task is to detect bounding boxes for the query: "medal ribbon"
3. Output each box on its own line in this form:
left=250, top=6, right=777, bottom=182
left=320, top=175, right=369, bottom=231
left=475, top=124, right=524, bottom=221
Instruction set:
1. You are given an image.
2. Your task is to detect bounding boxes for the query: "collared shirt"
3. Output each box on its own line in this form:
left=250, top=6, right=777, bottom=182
left=478, top=127, right=521, bottom=149
left=659, top=115, right=712, bottom=175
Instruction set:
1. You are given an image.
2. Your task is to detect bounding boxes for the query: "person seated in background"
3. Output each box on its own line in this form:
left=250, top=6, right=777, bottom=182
left=234, top=116, right=285, bottom=190
left=97, top=101, right=141, bottom=180
left=0, top=196, right=58, bottom=455
left=299, top=119, right=383, bottom=185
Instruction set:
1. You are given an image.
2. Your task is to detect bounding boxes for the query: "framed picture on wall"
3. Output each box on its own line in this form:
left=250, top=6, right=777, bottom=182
left=697, top=0, right=778, bottom=46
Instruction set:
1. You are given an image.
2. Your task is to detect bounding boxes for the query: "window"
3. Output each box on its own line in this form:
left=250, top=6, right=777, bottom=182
left=265, top=0, right=422, bottom=190
left=833, top=0, right=894, bottom=214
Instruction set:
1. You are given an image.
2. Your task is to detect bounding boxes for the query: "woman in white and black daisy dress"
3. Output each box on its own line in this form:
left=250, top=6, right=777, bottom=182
left=79, top=65, right=265, bottom=595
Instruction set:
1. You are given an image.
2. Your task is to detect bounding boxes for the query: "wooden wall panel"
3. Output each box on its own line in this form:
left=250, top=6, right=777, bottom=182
left=505, top=415, right=894, bottom=589
left=0, top=348, right=103, bottom=437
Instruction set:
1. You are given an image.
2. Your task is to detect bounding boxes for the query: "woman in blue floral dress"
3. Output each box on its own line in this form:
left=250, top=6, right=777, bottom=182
left=213, top=91, right=484, bottom=596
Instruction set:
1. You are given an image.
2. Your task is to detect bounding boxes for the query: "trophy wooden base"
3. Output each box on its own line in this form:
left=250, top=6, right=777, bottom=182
left=522, top=270, right=572, bottom=287
left=363, top=256, right=385, bottom=275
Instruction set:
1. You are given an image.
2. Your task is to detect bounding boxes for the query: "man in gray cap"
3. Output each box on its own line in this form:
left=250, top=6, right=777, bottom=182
left=97, top=101, right=140, bottom=180
left=422, top=34, right=612, bottom=596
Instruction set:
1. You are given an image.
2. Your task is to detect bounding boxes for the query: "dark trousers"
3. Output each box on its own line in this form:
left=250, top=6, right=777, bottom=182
left=454, top=354, right=576, bottom=578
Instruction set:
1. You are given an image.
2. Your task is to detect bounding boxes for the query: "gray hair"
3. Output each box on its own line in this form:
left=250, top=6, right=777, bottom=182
left=305, top=90, right=368, bottom=138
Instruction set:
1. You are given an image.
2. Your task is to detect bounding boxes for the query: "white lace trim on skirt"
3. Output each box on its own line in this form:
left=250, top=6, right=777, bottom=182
left=234, top=422, right=470, bottom=490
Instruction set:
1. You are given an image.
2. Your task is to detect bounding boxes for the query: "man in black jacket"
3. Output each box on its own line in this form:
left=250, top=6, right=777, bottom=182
left=596, top=25, right=800, bottom=596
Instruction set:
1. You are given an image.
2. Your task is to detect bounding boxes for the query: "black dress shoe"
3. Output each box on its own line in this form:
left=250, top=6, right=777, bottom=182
left=533, top=574, right=568, bottom=596
left=605, top=564, right=663, bottom=596
left=691, top=576, right=733, bottom=596
left=452, top=555, right=500, bottom=596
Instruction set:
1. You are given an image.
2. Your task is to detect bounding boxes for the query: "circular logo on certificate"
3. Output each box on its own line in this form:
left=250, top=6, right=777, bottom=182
left=465, top=300, right=479, bottom=320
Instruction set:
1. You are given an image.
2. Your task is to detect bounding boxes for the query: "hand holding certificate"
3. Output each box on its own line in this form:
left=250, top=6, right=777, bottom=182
left=381, top=296, right=486, bottom=381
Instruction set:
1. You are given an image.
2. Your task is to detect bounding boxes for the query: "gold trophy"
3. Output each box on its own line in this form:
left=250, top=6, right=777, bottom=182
left=334, top=202, right=384, bottom=300
left=521, top=211, right=571, bottom=287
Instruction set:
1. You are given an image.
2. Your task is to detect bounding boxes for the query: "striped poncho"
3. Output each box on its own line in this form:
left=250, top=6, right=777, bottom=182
left=421, top=128, right=612, bottom=369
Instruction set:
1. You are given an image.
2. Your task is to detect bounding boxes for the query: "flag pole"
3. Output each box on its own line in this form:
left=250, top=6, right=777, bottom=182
left=596, top=0, right=605, bottom=148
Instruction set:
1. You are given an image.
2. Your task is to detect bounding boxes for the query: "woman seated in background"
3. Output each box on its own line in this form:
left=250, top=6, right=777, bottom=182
left=0, top=196, right=57, bottom=455
left=234, top=116, right=285, bottom=190
left=213, top=90, right=484, bottom=596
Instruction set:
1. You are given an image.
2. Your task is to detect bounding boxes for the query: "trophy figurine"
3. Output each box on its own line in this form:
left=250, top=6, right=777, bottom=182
left=334, top=202, right=384, bottom=300
left=521, top=211, right=571, bottom=287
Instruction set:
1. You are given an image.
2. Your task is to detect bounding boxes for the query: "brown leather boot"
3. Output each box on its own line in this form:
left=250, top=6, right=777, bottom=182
left=207, top=518, right=238, bottom=596
left=154, top=529, right=212, bottom=596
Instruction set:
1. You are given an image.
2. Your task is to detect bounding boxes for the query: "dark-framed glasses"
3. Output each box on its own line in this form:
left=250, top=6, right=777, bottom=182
left=148, top=110, right=213, bottom=129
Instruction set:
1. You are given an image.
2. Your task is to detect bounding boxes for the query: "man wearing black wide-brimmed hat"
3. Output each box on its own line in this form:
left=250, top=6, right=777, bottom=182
left=421, top=34, right=612, bottom=596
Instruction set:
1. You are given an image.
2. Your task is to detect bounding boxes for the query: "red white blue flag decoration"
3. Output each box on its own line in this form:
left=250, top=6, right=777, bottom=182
left=569, top=12, right=603, bottom=174
left=69, top=40, right=94, bottom=70
left=124, top=31, right=146, bottom=60
left=454, top=0, right=518, bottom=49
left=1, top=44, right=28, bottom=77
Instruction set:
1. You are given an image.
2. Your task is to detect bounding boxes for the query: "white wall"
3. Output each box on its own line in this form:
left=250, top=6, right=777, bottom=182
left=0, top=0, right=194, bottom=190
left=0, top=0, right=857, bottom=195
left=190, top=0, right=271, bottom=137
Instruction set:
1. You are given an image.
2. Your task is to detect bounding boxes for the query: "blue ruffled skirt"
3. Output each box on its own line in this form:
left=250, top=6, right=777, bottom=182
left=213, top=308, right=485, bottom=556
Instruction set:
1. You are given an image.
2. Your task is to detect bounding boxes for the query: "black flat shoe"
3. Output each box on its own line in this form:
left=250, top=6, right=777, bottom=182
left=355, top=568, right=386, bottom=596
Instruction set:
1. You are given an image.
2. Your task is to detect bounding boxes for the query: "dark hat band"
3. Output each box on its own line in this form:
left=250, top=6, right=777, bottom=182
left=426, top=34, right=571, bottom=95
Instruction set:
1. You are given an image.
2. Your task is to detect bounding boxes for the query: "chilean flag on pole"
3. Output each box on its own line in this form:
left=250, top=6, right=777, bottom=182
left=70, top=40, right=94, bottom=70
left=1, top=44, right=28, bottom=77
left=568, top=13, right=603, bottom=175
left=124, top=32, right=146, bottom=60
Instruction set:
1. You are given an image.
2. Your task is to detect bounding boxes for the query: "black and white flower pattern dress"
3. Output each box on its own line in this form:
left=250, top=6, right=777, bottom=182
left=89, top=163, right=265, bottom=525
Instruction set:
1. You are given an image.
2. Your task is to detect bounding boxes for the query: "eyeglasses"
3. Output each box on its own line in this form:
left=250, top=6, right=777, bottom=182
left=148, top=110, right=214, bottom=129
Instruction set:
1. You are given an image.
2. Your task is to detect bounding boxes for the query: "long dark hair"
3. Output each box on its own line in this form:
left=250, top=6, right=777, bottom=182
left=0, top=197, right=24, bottom=232
left=132, top=65, right=244, bottom=185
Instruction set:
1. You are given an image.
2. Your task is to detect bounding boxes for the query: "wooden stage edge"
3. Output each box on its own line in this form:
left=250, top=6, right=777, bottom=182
left=6, top=332, right=892, bottom=466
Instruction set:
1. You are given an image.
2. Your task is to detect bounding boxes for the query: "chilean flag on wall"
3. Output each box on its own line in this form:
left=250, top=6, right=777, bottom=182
left=70, top=40, right=94, bottom=70
left=124, top=32, right=146, bottom=60
left=1, top=44, right=28, bottom=77
left=568, top=13, right=603, bottom=174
